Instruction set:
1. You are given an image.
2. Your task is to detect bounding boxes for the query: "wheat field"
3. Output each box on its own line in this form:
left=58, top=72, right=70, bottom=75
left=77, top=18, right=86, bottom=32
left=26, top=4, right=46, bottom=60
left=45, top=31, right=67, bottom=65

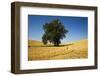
left=28, top=39, right=88, bottom=60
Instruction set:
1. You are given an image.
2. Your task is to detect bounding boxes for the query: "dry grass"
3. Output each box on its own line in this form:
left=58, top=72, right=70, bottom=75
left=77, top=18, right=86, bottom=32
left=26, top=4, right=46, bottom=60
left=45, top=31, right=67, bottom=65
left=28, top=39, right=88, bottom=60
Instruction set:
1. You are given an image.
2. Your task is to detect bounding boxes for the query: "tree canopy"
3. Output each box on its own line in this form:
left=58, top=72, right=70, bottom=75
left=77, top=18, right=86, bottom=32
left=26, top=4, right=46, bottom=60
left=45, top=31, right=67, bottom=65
left=42, top=19, right=68, bottom=46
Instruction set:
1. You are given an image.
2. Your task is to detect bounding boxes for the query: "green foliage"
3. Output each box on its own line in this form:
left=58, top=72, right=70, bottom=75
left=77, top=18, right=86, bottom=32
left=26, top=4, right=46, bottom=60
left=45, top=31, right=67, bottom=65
left=42, top=34, right=47, bottom=45
left=42, top=19, right=68, bottom=46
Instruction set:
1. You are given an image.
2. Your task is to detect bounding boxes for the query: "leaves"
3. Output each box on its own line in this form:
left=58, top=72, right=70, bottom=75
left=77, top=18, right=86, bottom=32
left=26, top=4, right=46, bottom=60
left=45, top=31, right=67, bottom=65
left=42, top=19, right=68, bottom=46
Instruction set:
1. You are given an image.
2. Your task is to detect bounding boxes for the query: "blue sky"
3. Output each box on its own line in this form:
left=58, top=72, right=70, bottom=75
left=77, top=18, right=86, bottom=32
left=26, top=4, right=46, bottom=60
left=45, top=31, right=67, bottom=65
left=28, top=15, right=88, bottom=43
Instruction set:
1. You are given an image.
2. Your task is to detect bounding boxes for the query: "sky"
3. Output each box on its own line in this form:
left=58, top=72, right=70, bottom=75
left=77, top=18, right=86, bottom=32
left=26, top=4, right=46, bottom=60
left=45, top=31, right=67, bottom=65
left=28, top=15, right=88, bottom=43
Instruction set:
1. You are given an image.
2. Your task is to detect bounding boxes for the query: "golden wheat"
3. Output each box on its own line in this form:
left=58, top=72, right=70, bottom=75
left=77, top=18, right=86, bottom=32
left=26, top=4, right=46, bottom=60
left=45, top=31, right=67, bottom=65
left=28, top=39, right=88, bottom=60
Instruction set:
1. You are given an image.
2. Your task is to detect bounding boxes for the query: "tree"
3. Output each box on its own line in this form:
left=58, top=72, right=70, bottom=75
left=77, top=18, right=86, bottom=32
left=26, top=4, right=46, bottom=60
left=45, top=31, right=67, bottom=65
left=42, top=19, right=68, bottom=46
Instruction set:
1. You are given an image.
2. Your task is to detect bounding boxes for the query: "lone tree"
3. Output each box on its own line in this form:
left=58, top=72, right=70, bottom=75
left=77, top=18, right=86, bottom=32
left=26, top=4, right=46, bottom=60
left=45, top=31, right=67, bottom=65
left=42, top=19, right=68, bottom=46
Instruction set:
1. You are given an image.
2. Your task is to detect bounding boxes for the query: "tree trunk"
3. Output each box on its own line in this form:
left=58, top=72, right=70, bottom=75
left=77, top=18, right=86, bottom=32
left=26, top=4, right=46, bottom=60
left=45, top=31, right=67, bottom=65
left=54, top=43, right=59, bottom=46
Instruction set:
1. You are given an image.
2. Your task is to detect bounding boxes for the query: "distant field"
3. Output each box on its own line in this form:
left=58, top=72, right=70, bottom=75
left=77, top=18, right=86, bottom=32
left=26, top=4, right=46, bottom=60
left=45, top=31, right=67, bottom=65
left=28, top=39, right=88, bottom=60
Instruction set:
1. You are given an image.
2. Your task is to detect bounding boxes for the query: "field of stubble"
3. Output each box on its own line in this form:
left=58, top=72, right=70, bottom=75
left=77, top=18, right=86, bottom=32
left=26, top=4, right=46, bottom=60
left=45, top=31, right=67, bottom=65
left=28, top=39, right=88, bottom=60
